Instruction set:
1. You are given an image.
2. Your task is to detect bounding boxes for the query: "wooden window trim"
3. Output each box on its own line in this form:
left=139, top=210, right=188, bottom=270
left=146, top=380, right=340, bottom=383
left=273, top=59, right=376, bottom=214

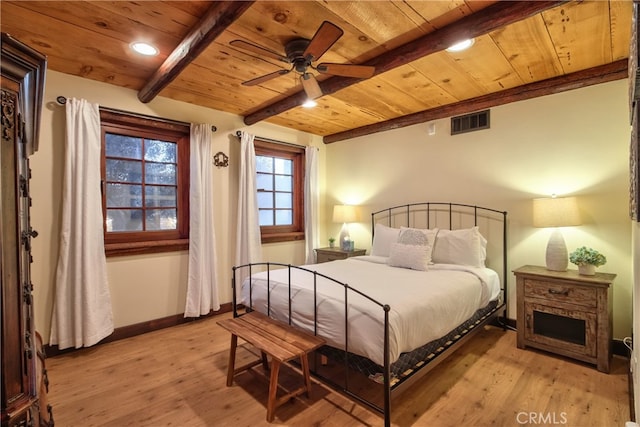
left=100, top=110, right=190, bottom=256
left=254, top=139, right=305, bottom=244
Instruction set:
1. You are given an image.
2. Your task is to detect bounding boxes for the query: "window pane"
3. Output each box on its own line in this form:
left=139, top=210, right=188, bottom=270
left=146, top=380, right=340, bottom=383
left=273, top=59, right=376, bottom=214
left=275, top=175, right=291, bottom=191
left=274, top=158, right=292, bottom=174
left=145, top=139, right=176, bottom=163
left=105, top=134, right=142, bottom=159
left=107, top=209, right=143, bottom=231
left=106, top=159, right=142, bottom=183
left=275, top=193, right=292, bottom=209
left=101, top=110, right=190, bottom=252
left=257, top=192, right=273, bottom=208
left=256, top=156, right=273, bottom=173
left=146, top=209, right=177, bottom=231
left=145, top=185, right=176, bottom=207
left=106, top=183, right=142, bottom=208
left=275, top=209, right=292, bottom=225
left=259, top=210, right=273, bottom=226
left=145, top=163, right=176, bottom=185
left=257, top=173, right=273, bottom=191
left=254, top=141, right=305, bottom=243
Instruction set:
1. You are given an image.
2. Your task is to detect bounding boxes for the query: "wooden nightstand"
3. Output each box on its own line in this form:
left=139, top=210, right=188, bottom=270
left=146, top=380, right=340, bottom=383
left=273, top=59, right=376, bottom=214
left=513, top=265, right=615, bottom=373
left=315, top=247, right=366, bottom=263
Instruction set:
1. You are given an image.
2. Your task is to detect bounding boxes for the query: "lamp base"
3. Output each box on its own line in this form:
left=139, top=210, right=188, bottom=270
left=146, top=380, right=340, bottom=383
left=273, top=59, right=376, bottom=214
left=545, top=228, right=568, bottom=271
left=339, top=223, right=350, bottom=251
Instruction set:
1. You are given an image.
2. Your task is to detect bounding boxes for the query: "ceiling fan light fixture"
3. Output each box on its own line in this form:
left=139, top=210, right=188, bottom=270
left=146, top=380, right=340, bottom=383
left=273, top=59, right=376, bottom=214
left=302, top=99, right=317, bottom=108
left=130, top=41, right=159, bottom=56
left=445, top=38, right=475, bottom=53
left=300, top=73, right=323, bottom=100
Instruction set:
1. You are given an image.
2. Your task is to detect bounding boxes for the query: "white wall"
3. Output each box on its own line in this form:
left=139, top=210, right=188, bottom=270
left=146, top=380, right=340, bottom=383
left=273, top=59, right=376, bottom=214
left=31, top=70, right=324, bottom=340
left=633, top=221, right=639, bottom=417
left=324, top=79, right=632, bottom=339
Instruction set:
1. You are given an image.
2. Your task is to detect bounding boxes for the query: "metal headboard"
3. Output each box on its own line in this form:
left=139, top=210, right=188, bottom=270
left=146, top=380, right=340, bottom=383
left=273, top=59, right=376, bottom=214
left=371, top=202, right=508, bottom=305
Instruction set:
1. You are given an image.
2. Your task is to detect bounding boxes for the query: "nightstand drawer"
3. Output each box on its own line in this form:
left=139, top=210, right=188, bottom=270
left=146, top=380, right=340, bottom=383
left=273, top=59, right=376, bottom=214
left=524, top=279, right=596, bottom=309
left=315, top=248, right=366, bottom=264
left=317, top=253, right=346, bottom=263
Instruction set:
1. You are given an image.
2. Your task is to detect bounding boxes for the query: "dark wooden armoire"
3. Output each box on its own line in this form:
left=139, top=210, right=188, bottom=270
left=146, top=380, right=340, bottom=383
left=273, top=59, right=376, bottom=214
left=1, top=33, right=52, bottom=426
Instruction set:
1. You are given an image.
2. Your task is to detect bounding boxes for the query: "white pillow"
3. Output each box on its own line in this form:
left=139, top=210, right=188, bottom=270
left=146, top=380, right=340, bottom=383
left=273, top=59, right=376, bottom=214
left=398, top=226, right=438, bottom=248
left=388, top=243, right=431, bottom=271
left=431, top=226, right=487, bottom=267
left=371, top=223, right=400, bottom=257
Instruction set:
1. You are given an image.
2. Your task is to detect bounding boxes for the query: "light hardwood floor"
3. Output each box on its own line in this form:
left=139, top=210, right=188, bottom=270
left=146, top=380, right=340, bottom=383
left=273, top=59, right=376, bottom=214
left=45, top=312, right=630, bottom=427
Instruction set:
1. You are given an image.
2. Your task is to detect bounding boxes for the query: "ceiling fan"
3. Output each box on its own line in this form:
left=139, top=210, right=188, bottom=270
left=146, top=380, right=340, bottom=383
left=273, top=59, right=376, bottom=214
left=230, top=21, right=375, bottom=100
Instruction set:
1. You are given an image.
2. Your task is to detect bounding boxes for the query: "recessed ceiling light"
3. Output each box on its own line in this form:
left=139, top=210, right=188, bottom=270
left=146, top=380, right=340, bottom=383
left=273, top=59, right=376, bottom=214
left=446, top=38, right=475, bottom=53
left=302, top=99, right=317, bottom=108
left=130, top=42, right=158, bottom=56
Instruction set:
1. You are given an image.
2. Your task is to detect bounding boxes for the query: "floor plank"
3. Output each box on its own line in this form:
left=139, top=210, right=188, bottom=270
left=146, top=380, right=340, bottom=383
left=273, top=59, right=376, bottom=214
left=45, top=312, right=630, bottom=426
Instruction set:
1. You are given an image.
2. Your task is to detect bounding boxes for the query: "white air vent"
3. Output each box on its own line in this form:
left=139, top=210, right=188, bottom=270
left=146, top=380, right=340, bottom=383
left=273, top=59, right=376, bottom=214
left=451, top=110, right=490, bottom=135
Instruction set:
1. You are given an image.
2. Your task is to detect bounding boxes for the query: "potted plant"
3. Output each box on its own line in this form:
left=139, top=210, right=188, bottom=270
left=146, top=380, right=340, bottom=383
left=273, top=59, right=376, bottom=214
left=328, top=237, right=336, bottom=248
left=569, top=246, right=606, bottom=276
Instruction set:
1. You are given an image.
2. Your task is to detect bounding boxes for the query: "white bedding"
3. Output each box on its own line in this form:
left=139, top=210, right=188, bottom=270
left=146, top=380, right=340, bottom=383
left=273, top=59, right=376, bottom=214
left=241, top=256, right=500, bottom=367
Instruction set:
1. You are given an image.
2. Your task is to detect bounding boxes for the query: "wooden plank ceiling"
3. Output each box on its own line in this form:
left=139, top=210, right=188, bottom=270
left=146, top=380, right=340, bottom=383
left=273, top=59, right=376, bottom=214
left=0, top=1, right=632, bottom=143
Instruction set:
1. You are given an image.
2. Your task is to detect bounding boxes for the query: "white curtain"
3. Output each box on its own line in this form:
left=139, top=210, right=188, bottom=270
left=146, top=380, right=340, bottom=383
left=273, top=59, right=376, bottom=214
left=235, top=131, right=262, bottom=300
left=184, top=124, right=219, bottom=317
left=50, top=98, right=114, bottom=349
left=304, top=146, right=319, bottom=264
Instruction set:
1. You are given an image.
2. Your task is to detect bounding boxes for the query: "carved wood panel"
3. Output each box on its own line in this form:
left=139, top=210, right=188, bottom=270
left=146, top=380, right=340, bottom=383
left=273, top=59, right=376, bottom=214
left=631, top=2, right=639, bottom=222
left=632, top=106, right=639, bottom=221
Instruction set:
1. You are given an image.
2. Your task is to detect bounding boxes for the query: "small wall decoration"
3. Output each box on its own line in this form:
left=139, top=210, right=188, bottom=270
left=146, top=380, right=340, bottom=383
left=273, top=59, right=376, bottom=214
left=214, top=151, right=229, bottom=168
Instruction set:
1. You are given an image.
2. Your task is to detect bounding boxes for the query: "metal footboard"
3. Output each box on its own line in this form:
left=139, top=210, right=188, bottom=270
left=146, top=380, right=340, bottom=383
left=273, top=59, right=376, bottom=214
left=231, top=262, right=393, bottom=422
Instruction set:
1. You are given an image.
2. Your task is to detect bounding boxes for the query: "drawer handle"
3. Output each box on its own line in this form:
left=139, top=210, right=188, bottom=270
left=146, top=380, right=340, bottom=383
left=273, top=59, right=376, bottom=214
left=548, top=288, right=569, bottom=297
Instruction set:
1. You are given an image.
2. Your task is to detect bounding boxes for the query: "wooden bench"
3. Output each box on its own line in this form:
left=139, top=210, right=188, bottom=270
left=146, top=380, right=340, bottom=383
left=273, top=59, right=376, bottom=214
left=217, top=311, right=326, bottom=422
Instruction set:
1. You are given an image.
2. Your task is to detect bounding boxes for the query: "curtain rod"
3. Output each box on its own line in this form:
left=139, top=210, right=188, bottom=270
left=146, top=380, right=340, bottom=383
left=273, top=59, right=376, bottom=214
left=235, top=130, right=309, bottom=149
left=56, top=96, right=217, bottom=132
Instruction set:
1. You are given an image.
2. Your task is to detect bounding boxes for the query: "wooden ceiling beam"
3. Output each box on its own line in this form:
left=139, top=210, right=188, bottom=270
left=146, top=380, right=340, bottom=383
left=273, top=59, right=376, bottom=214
left=243, top=0, right=567, bottom=126
left=323, top=59, right=629, bottom=144
left=138, top=1, right=254, bottom=103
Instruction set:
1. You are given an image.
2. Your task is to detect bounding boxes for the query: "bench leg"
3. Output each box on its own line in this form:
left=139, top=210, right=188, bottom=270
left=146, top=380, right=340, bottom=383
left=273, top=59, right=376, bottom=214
left=226, top=334, right=238, bottom=387
left=261, top=351, right=269, bottom=371
left=300, top=354, right=312, bottom=399
left=266, top=360, right=281, bottom=422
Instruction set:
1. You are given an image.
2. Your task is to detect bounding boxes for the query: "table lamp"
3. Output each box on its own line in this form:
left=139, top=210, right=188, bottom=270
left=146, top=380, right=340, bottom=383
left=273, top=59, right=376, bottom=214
left=333, top=205, right=359, bottom=251
left=533, top=196, right=581, bottom=271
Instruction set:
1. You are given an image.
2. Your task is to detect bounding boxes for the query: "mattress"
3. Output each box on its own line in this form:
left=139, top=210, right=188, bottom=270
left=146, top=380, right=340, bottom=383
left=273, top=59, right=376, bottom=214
left=241, top=256, right=501, bottom=367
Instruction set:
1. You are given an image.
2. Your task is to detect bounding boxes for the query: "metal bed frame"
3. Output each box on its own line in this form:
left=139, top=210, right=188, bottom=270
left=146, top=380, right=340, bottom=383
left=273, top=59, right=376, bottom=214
left=231, top=202, right=507, bottom=426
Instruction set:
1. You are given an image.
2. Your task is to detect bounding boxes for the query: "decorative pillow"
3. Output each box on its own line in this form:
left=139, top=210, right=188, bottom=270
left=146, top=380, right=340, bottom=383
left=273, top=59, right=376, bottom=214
left=431, top=226, right=487, bottom=267
left=387, top=242, right=431, bottom=271
left=371, top=223, right=400, bottom=257
left=398, top=227, right=438, bottom=247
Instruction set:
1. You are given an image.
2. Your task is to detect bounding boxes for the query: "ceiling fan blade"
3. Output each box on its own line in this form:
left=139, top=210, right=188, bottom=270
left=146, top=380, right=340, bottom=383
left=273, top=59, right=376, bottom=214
left=300, top=73, right=323, bottom=99
left=242, top=69, right=290, bottom=86
left=303, top=21, right=343, bottom=61
left=230, top=40, right=289, bottom=63
left=316, top=63, right=376, bottom=79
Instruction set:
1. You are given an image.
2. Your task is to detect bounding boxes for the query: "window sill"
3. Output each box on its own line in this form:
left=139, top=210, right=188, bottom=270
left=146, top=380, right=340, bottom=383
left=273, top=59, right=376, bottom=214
left=105, top=239, right=189, bottom=257
left=261, top=232, right=305, bottom=244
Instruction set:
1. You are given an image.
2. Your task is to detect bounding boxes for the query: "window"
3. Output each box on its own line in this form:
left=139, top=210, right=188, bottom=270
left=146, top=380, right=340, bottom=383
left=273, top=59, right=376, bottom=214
left=100, top=110, right=190, bottom=256
left=254, top=139, right=305, bottom=243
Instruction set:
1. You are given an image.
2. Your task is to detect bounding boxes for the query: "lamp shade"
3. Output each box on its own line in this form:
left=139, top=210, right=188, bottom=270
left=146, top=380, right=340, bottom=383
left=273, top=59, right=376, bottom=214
left=333, top=205, right=359, bottom=223
left=532, top=197, right=581, bottom=228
